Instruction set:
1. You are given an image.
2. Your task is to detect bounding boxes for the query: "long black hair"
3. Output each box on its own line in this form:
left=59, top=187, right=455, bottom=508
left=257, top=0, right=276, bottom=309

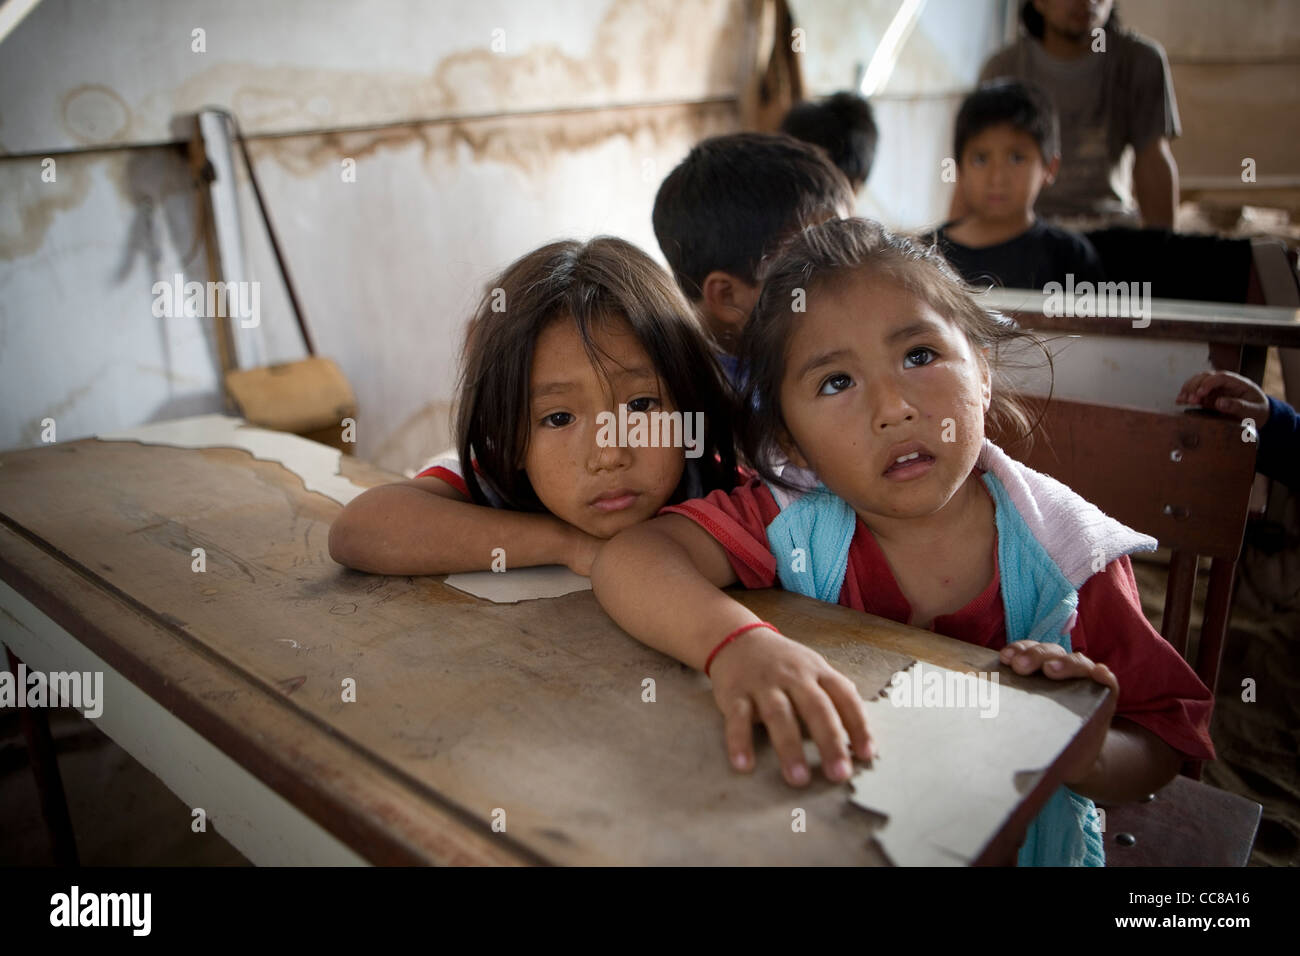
left=455, top=237, right=739, bottom=509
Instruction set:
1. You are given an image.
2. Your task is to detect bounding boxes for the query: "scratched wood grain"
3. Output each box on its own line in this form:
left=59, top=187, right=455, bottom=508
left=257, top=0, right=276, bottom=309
left=0, top=434, right=1100, bottom=864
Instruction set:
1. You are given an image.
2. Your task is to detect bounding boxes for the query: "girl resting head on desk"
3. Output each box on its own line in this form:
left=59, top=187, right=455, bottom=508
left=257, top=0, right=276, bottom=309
left=591, top=217, right=1216, bottom=867
left=328, top=236, right=739, bottom=578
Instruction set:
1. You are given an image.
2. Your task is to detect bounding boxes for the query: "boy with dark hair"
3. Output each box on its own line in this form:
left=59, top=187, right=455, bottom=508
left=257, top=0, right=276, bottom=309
left=652, top=132, right=854, bottom=385
left=926, top=79, right=1104, bottom=290
left=779, top=91, right=878, bottom=193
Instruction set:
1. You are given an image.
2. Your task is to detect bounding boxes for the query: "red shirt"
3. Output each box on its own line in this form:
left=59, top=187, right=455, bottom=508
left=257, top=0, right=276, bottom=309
left=662, top=477, right=1216, bottom=763
left=414, top=460, right=471, bottom=497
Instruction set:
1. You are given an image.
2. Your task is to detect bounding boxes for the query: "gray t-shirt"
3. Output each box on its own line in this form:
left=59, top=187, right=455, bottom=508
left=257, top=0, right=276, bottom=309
left=980, top=28, right=1180, bottom=221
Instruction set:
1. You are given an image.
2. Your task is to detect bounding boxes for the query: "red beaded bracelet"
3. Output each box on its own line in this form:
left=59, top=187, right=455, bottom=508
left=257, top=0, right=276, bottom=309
left=704, top=621, right=777, bottom=677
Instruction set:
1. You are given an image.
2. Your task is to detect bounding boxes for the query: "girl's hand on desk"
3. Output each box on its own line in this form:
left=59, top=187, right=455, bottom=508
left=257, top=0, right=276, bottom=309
left=998, top=640, right=1119, bottom=786
left=708, top=628, right=877, bottom=787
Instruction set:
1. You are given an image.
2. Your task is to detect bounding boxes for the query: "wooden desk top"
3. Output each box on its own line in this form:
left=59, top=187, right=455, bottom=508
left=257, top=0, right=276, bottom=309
left=981, top=287, right=1300, bottom=348
left=0, top=419, right=1106, bottom=865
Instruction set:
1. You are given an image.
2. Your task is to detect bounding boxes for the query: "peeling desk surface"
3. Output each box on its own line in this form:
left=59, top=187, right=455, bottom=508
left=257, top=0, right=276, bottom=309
left=0, top=416, right=1108, bottom=865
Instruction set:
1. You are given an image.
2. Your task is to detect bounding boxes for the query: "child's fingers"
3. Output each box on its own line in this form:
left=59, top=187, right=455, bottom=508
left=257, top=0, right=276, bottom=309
left=1089, top=661, right=1120, bottom=695
left=1186, top=375, right=1265, bottom=416
left=1213, top=395, right=1256, bottom=419
left=1178, top=371, right=1240, bottom=405
left=999, top=641, right=1120, bottom=692
left=1000, top=641, right=1067, bottom=674
left=785, top=680, right=854, bottom=783
left=1002, top=642, right=1096, bottom=680
left=998, top=639, right=1040, bottom=663
left=1176, top=371, right=1217, bottom=404
left=753, top=688, right=812, bottom=787
left=1180, top=369, right=1237, bottom=403
left=819, top=671, right=877, bottom=762
left=722, top=694, right=757, bottom=773
left=1182, top=370, right=1245, bottom=403
left=1039, top=651, right=1097, bottom=680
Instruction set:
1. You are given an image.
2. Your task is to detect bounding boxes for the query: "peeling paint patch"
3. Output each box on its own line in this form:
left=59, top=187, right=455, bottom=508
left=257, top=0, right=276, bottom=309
left=847, top=669, right=1097, bottom=866
left=96, top=414, right=368, bottom=506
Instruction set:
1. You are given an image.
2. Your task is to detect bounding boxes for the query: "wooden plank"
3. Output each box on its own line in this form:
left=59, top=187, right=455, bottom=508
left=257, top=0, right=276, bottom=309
left=0, top=430, right=1106, bottom=865
left=3, top=581, right=358, bottom=866
left=0, top=523, right=527, bottom=867
left=981, top=288, right=1300, bottom=349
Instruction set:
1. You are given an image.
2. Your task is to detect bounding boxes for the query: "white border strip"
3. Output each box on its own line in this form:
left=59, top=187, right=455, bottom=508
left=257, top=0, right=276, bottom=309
left=0, top=580, right=367, bottom=866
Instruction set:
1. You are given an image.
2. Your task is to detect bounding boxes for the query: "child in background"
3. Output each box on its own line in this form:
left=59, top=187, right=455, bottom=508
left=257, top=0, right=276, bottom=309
left=592, top=218, right=1215, bottom=866
left=926, top=80, right=1104, bottom=290
left=779, top=91, right=879, bottom=194
left=652, top=132, right=855, bottom=387
left=328, top=237, right=738, bottom=577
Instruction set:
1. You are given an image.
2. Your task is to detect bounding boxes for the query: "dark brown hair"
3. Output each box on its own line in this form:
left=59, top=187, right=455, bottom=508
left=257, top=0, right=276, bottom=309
left=955, top=79, right=1059, bottom=162
left=652, top=132, right=855, bottom=300
left=737, top=218, right=1051, bottom=489
left=455, top=237, right=739, bottom=509
left=780, top=92, right=879, bottom=190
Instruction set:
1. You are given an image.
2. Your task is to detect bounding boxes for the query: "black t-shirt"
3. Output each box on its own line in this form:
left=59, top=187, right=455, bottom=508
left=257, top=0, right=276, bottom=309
left=924, top=219, right=1106, bottom=290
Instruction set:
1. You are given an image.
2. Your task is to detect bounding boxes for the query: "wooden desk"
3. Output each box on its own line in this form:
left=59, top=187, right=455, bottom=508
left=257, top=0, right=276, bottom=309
left=982, top=288, right=1300, bottom=383
left=0, top=418, right=1108, bottom=865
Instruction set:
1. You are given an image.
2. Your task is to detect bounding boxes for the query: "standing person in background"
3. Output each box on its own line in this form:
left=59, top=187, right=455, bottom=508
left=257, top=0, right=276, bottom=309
left=779, top=91, right=879, bottom=194
left=972, top=0, right=1180, bottom=227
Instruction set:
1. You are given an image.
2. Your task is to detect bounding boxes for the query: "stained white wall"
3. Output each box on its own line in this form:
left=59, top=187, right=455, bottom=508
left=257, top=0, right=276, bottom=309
left=0, top=0, right=743, bottom=472
left=6, top=1, right=1269, bottom=470
left=2, top=1, right=743, bottom=151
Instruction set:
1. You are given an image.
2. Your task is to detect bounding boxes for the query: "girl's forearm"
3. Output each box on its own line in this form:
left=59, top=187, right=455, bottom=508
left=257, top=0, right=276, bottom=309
left=592, top=523, right=756, bottom=671
left=1068, top=718, right=1184, bottom=805
left=328, top=485, right=577, bottom=575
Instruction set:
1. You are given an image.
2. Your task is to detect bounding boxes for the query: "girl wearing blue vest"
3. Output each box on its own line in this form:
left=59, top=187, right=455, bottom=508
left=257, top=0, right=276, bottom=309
left=591, top=217, right=1215, bottom=866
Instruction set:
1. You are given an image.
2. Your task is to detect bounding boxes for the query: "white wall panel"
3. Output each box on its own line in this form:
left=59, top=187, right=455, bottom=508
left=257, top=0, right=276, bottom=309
left=0, top=148, right=226, bottom=448
left=0, top=0, right=743, bottom=470
left=1, top=0, right=743, bottom=152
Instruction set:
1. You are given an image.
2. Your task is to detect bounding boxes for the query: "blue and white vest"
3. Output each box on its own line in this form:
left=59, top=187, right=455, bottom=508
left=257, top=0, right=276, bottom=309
left=763, top=439, right=1157, bottom=866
